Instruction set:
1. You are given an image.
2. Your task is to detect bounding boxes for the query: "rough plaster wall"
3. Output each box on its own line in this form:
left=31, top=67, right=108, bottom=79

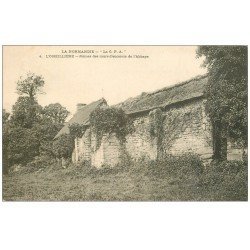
left=90, top=115, right=159, bottom=167
left=125, top=116, right=157, bottom=160
left=81, top=128, right=92, bottom=161
left=74, top=138, right=80, bottom=162
left=163, top=99, right=213, bottom=159
left=91, top=137, right=105, bottom=168
left=72, top=148, right=76, bottom=163
left=74, top=128, right=92, bottom=163
left=103, top=134, right=123, bottom=166
left=91, top=133, right=122, bottom=168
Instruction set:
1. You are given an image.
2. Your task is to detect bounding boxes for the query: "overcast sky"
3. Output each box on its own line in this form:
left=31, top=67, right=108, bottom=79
left=3, top=46, right=207, bottom=116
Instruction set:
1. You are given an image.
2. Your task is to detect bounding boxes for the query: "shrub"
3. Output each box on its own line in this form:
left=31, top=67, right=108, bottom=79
left=84, top=152, right=204, bottom=180
left=52, top=134, right=74, bottom=159
left=25, top=155, right=56, bottom=172
left=219, top=160, right=246, bottom=174
left=140, top=153, right=204, bottom=179
left=197, top=160, right=247, bottom=200
left=8, top=126, right=40, bottom=165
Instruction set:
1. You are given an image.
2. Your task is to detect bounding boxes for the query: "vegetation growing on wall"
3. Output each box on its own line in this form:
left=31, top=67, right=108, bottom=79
left=149, top=108, right=164, bottom=159
left=69, top=123, right=87, bottom=138
left=163, top=106, right=204, bottom=150
left=89, top=107, right=134, bottom=150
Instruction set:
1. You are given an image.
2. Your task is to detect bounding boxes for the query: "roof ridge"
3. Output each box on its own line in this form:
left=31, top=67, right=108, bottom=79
left=54, top=98, right=107, bottom=139
left=147, top=74, right=208, bottom=96
left=126, top=94, right=204, bottom=115
left=77, top=98, right=106, bottom=111
left=114, top=74, right=208, bottom=108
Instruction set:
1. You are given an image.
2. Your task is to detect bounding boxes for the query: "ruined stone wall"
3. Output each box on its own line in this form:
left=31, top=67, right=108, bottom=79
left=89, top=114, right=158, bottom=167
left=125, top=115, right=157, bottom=160
left=74, top=128, right=92, bottom=163
left=162, top=99, right=213, bottom=160
left=73, top=99, right=215, bottom=167
left=124, top=99, right=213, bottom=162
left=91, top=133, right=122, bottom=168
left=91, top=134, right=104, bottom=168
left=89, top=115, right=158, bottom=166
left=73, top=98, right=246, bottom=167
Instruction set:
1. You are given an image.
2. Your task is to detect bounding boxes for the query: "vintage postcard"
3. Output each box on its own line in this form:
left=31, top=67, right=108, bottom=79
left=2, top=45, right=248, bottom=201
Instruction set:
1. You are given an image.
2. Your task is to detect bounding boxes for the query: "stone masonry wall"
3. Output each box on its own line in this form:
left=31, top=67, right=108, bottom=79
left=74, top=128, right=92, bottom=163
left=72, top=98, right=247, bottom=167
left=162, top=99, right=213, bottom=159
left=125, top=116, right=157, bottom=160
left=124, top=99, right=213, bottom=162
left=91, top=133, right=122, bottom=168
left=73, top=99, right=214, bottom=167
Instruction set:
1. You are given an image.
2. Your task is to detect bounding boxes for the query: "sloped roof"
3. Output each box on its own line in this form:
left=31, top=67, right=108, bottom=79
left=115, top=75, right=208, bottom=114
left=54, top=98, right=107, bottom=139
left=54, top=75, right=207, bottom=139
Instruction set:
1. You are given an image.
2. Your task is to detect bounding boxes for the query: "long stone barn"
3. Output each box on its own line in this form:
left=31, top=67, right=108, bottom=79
left=54, top=75, right=243, bottom=168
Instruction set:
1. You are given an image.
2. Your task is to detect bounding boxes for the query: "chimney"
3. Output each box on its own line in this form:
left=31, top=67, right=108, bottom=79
left=76, top=103, right=86, bottom=112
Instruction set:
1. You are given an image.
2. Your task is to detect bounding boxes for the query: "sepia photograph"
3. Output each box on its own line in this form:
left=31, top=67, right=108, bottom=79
left=2, top=45, right=248, bottom=201
left=1, top=1, right=250, bottom=249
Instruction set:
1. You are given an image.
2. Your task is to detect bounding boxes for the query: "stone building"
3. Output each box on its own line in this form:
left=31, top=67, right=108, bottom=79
left=55, top=75, right=243, bottom=168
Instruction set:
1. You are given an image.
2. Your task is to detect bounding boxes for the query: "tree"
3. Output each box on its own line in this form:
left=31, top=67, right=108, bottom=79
left=33, top=120, right=64, bottom=157
left=197, top=46, right=247, bottom=160
left=3, top=109, right=10, bottom=174
left=11, top=73, right=45, bottom=128
left=17, top=72, right=45, bottom=99
left=5, top=73, right=70, bottom=167
left=8, top=127, right=40, bottom=165
left=42, top=103, right=70, bottom=124
left=52, top=134, right=75, bottom=159
left=3, top=109, right=10, bottom=124
left=10, top=96, right=43, bottom=128
left=37, top=104, right=69, bottom=157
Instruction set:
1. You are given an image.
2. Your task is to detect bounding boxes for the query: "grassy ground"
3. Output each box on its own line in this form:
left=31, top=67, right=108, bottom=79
left=2, top=158, right=248, bottom=201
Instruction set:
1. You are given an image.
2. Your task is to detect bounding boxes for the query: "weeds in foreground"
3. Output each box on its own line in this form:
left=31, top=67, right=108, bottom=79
left=3, top=153, right=248, bottom=201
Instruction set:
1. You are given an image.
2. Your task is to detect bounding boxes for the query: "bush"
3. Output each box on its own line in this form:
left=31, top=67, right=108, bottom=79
left=8, top=126, right=40, bottom=165
left=200, top=160, right=248, bottom=200
left=213, top=160, right=246, bottom=174
left=121, top=153, right=247, bottom=200
left=25, top=155, right=56, bottom=172
left=82, top=153, right=204, bottom=180
left=135, top=153, right=204, bottom=179
left=52, top=134, right=74, bottom=159
left=202, top=160, right=247, bottom=185
left=162, top=153, right=203, bottom=175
